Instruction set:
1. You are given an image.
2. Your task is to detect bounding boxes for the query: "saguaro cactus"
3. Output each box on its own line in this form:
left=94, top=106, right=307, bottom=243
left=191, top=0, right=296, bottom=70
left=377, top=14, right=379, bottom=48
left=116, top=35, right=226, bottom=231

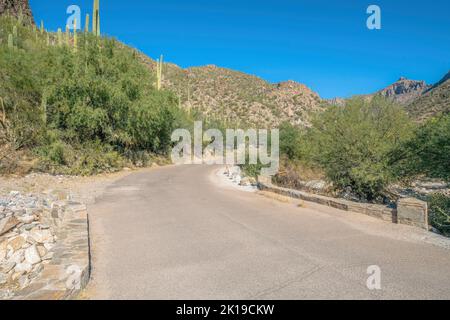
left=57, top=28, right=63, bottom=46
left=85, top=14, right=90, bottom=33
left=66, top=25, right=70, bottom=46
left=73, top=18, right=78, bottom=51
left=8, top=33, right=13, bottom=49
left=40, top=20, right=44, bottom=33
left=156, top=55, right=163, bottom=90
left=92, top=0, right=100, bottom=36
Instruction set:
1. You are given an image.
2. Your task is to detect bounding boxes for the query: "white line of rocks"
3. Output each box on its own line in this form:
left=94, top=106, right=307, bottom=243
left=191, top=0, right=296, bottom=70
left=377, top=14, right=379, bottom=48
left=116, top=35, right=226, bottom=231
left=223, top=166, right=257, bottom=189
left=0, top=190, right=67, bottom=299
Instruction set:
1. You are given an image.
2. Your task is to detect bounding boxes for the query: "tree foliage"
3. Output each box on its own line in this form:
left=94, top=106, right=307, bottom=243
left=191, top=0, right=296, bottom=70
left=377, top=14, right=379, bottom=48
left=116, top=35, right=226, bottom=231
left=0, top=15, right=192, bottom=174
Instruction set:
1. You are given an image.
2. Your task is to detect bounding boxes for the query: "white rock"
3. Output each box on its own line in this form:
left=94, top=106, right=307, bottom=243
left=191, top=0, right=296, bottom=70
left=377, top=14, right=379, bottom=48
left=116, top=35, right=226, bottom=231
left=24, top=245, right=41, bottom=265
left=0, top=261, right=16, bottom=273
left=8, top=250, right=25, bottom=264
left=18, top=275, right=30, bottom=289
left=0, top=273, right=7, bottom=285
left=18, top=215, right=35, bottom=224
left=43, top=243, right=54, bottom=251
left=37, top=245, right=47, bottom=258
left=14, top=262, right=32, bottom=274
left=11, top=271, right=24, bottom=281
left=9, top=191, right=20, bottom=198
left=42, top=252, right=54, bottom=261
left=29, top=229, right=53, bottom=244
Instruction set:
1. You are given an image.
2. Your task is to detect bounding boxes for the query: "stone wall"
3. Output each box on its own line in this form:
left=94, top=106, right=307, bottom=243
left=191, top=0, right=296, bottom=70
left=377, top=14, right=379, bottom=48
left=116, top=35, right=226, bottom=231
left=0, top=191, right=90, bottom=300
left=258, top=176, right=429, bottom=230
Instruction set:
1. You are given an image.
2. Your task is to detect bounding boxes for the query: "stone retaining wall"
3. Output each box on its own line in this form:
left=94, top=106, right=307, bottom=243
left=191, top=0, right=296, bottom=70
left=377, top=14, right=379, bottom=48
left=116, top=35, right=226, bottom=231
left=6, top=201, right=91, bottom=300
left=258, top=176, right=429, bottom=230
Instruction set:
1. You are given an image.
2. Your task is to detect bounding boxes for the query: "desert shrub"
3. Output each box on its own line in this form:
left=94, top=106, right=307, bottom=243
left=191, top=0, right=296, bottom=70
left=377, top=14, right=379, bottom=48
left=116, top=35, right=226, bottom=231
left=279, top=122, right=304, bottom=160
left=0, top=16, right=189, bottom=174
left=428, top=193, right=450, bottom=236
left=305, top=97, right=414, bottom=201
left=393, top=114, right=450, bottom=182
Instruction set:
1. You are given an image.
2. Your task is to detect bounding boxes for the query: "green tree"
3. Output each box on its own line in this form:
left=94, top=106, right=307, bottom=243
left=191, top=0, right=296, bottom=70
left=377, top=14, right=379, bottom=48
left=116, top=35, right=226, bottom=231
left=306, top=97, right=413, bottom=200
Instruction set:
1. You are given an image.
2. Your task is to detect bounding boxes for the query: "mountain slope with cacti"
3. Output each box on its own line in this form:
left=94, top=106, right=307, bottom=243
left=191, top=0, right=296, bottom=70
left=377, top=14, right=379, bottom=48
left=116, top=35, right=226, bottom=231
left=138, top=54, right=325, bottom=128
left=0, top=12, right=191, bottom=175
left=328, top=73, right=450, bottom=121
left=406, top=71, right=450, bottom=121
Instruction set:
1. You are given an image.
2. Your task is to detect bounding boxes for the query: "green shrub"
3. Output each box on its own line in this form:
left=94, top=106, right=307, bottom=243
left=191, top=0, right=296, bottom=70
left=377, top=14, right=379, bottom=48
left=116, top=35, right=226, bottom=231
left=305, top=97, right=414, bottom=201
left=0, top=16, right=191, bottom=175
left=279, top=121, right=304, bottom=160
left=394, top=114, right=450, bottom=182
left=428, top=193, right=450, bottom=236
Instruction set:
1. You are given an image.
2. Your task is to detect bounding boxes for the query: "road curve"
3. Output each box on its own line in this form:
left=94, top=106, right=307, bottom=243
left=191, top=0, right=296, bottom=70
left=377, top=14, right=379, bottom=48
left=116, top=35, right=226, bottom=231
left=86, top=165, right=450, bottom=299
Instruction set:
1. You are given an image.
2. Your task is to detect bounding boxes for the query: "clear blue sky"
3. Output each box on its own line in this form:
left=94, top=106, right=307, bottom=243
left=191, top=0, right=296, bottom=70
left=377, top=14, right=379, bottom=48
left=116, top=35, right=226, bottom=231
left=29, top=0, right=450, bottom=99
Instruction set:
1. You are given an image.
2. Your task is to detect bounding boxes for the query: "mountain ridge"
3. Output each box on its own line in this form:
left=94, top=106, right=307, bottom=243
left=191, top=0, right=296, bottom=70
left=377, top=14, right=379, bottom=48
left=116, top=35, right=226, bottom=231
left=137, top=53, right=325, bottom=127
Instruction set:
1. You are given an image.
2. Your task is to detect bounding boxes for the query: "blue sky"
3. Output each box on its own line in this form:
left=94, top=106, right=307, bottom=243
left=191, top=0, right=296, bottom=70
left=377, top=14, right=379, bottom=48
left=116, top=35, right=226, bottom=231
left=29, top=0, right=450, bottom=99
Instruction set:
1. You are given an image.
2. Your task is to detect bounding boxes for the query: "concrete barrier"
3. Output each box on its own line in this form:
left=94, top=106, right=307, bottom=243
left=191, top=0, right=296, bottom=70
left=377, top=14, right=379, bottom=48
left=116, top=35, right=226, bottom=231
left=397, top=198, right=429, bottom=230
left=257, top=176, right=429, bottom=230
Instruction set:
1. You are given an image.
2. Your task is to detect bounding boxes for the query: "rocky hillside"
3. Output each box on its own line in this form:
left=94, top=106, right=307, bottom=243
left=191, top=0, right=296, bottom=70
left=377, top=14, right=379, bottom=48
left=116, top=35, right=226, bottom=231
left=138, top=55, right=324, bottom=127
left=328, top=72, right=449, bottom=121
left=0, top=0, right=33, bottom=24
left=376, top=77, right=430, bottom=105
left=407, top=71, right=450, bottom=121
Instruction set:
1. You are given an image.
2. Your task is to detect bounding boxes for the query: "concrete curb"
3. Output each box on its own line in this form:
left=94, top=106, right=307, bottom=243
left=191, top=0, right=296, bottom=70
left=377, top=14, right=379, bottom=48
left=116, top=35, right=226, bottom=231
left=257, top=176, right=429, bottom=230
left=13, top=202, right=91, bottom=300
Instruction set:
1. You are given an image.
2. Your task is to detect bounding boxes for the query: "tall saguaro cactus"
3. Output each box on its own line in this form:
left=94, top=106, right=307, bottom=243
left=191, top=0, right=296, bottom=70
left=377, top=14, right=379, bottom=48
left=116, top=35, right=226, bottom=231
left=92, top=0, right=100, bottom=36
left=7, top=33, right=13, bottom=49
left=65, top=25, right=70, bottom=46
left=156, top=55, right=164, bottom=91
left=57, top=28, right=63, bottom=46
left=85, top=14, right=90, bottom=33
left=73, top=18, right=78, bottom=51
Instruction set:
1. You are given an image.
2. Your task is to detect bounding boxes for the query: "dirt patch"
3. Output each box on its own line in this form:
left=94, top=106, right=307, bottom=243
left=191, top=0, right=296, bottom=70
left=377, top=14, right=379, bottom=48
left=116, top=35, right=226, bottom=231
left=0, top=169, right=135, bottom=205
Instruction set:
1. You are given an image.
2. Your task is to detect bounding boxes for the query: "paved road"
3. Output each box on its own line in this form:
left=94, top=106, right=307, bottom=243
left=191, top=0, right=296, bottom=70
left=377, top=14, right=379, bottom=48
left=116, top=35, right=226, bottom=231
left=86, top=165, right=450, bottom=299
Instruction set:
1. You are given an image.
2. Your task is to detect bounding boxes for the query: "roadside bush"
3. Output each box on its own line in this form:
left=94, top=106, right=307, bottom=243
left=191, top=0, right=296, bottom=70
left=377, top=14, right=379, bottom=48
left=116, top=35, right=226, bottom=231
left=428, top=193, right=450, bottom=237
left=305, top=97, right=414, bottom=201
left=393, top=114, right=450, bottom=182
left=0, top=16, right=189, bottom=175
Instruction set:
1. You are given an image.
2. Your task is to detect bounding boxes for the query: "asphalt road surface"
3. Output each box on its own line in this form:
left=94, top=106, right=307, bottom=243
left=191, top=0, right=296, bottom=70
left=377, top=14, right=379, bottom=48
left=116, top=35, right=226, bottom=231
left=85, top=165, right=450, bottom=299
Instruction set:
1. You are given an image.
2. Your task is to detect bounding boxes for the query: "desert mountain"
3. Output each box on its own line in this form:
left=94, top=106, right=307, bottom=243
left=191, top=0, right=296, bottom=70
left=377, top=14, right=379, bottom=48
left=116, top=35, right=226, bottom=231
left=138, top=54, right=324, bottom=127
left=376, top=77, right=430, bottom=105
left=407, top=71, right=450, bottom=121
left=328, top=72, right=449, bottom=121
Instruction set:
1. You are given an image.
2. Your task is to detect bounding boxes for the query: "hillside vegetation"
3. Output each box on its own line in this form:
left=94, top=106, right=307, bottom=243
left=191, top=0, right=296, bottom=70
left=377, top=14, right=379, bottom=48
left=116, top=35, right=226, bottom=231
left=139, top=55, right=325, bottom=128
left=407, top=72, right=450, bottom=121
left=0, top=15, right=191, bottom=174
left=329, top=73, right=450, bottom=121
